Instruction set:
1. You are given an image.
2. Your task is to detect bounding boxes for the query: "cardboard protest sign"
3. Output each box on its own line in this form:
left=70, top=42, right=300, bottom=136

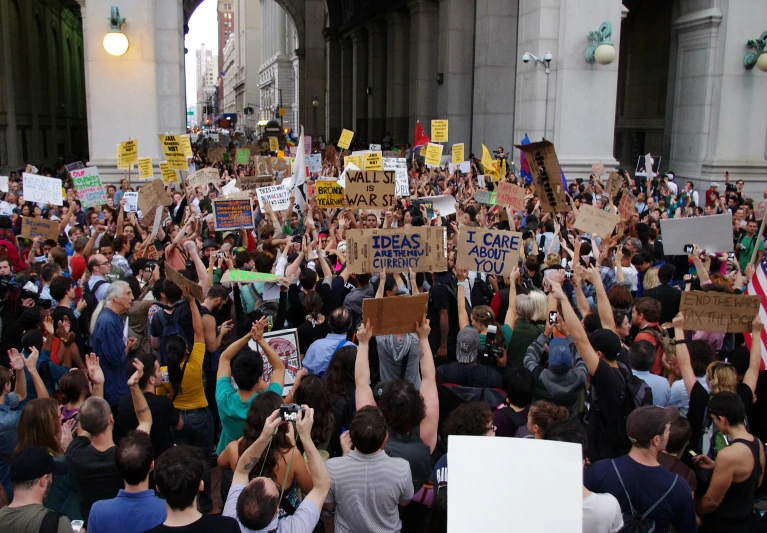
left=256, top=185, right=290, bottom=211
left=606, top=172, right=622, bottom=198
left=495, top=183, right=526, bottom=211
left=188, top=168, right=219, bottom=189
left=315, top=180, right=344, bottom=208
left=383, top=158, right=409, bottom=197
left=345, top=227, right=447, bottom=274
left=592, top=162, right=605, bottom=179
left=239, top=175, right=273, bottom=191
left=448, top=436, right=582, bottom=533
left=213, top=198, right=254, bottom=231
left=208, top=147, right=225, bottom=163
left=159, top=162, right=178, bottom=184
left=635, top=154, right=660, bottom=177
left=64, top=162, right=85, bottom=172
left=362, top=293, right=429, bottom=336
left=679, top=291, right=761, bottom=333
left=617, top=190, right=636, bottom=220
left=117, top=139, right=138, bottom=169
left=165, top=265, right=203, bottom=301
left=424, top=143, right=443, bottom=167
left=71, top=167, right=108, bottom=208
left=457, top=228, right=522, bottom=276
left=123, top=192, right=138, bottom=213
left=452, top=143, right=464, bottom=164
left=364, top=152, right=383, bottom=171
left=138, top=179, right=170, bottom=214
left=180, top=135, right=193, bottom=158
left=515, top=140, right=568, bottom=214
left=344, top=170, right=396, bottom=209
left=306, top=154, right=322, bottom=173
left=755, top=199, right=767, bottom=221
left=474, top=190, right=497, bottom=205
left=236, top=148, right=250, bottom=165
left=431, top=120, right=448, bottom=142
left=338, top=129, right=354, bottom=150
left=158, top=134, right=189, bottom=170
left=21, top=217, right=59, bottom=241
left=138, top=157, right=153, bottom=179
left=23, top=173, right=62, bottom=206
left=660, top=213, right=733, bottom=255
left=249, top=329, right=302, bottom=396
left=573, top=203, right=620, bottom=237
left=220, top=269, right=287, bottom=284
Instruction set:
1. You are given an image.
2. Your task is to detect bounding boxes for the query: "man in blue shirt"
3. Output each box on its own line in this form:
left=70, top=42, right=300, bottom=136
left=87, top=431, right=166, bottom=533
left=303, top=308, right=356, bottom=376
left=630, top=341, right=670, bottom=407
left=91, top=280, right=137, bottom=407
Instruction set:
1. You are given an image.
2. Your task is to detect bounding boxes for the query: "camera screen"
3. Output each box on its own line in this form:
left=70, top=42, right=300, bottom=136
left=728, top=252, right=735, bottom=260
left=548, top=311, right=558, bottom=325
left=684, top=244, right=693, bottom=253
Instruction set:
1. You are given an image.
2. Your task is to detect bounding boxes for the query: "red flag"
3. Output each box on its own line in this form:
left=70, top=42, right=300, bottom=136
left=413, top=121, right=431, bottom=153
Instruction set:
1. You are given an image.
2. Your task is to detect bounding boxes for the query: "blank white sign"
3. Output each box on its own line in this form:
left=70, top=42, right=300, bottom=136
left=448, top=436, right=582, bottom=533
left=660, top=213, right=733, bottom=255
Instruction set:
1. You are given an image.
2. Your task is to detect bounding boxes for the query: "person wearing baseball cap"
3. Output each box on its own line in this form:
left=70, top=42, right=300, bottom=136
left=585, top=406, right=697, bottom=533
left=436, top=328, right=502, bottom=389
left=0, top=446, right=71, bottom=533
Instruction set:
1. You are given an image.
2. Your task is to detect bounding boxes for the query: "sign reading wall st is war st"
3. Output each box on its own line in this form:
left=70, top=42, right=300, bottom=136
left=345, top=227, right=447, bottom=274
left=344, top=170, right=396, bottom=209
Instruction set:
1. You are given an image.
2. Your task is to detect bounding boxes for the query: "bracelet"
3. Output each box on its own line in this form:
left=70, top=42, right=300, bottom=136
left=457, top=281, right=465, bottom=286
left=673, top=340, right=685, bottom=345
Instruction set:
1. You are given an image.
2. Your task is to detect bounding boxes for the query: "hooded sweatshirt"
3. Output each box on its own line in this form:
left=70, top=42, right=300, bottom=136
left=523, top=334, right=588, bottom=417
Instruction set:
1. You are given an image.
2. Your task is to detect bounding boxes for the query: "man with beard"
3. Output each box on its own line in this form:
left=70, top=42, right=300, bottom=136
left=0, top=446, right=72, bottom=532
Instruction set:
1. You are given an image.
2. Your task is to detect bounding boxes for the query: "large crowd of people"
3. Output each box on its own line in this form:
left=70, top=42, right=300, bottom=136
left=0, top=139, right=766, bottom=533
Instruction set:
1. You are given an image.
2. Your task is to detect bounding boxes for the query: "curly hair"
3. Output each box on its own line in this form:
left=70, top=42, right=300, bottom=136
left=324, top=346, right=357, bottom=398
left=445, top=402, right=493, bottom=437
left=238, top=391, right=291, bottom=480
left=528, top=401, right=569, bottom=436
left=293, top=375, right=334, bottom=446
left=379, top=379, right=425, bottom=436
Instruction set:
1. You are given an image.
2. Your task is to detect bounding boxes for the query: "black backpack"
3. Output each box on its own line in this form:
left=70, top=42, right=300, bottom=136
left=470, top=276, right=494, bottom=308
left=611, top=459, right=678, bottom=533
left=157, top=307, right=187, bottom=365
left=82, top=279, right=109, bottom=335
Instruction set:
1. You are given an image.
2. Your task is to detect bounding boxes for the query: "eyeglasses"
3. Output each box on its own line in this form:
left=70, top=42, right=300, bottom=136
left=97, top=262, right=110, bottom=267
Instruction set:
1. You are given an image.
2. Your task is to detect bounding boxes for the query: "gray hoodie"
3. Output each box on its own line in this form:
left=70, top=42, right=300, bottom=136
left=523, top=334, right=588, bottom=417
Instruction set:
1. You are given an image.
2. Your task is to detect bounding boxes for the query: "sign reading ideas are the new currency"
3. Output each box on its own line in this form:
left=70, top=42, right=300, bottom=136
left=23, top=173, right=62, bottom=206
left=515, top=140, right=568, bottom=214
left=158, top=134, right=189, bottom=170
left=345, top=227, right=448, bottom=274
left=457, top=228, right=522, bottom=276
left=71, top=167, right=108, bottom=208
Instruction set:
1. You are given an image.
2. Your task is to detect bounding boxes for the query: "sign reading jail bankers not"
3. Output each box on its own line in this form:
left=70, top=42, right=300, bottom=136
left=117, top=139, right=138, bottom=169
left=158, top=134, right=189, bottom=170
left=457, top=228, right=522, bottom=276
left=345, top=227, right=447, bottom=274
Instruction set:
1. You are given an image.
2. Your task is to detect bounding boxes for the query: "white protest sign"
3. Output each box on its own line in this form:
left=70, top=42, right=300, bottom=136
left=414, top=195, right=457, bottom=217
left=123, top=192, right=138, bottom=213
left=337, top=163, right=360, bottom=189
left=477, top=174, right=486, bottom=188
left=222, top=180, right=240, bottom=198
left=369, top=143, right=381, bottom=151
left=660, top=213, right=734, bottom=254
left=384, top=157, right=409, bottom=197
left=23, top=173, right=62, bottom=206
left=448, top=161, right=471, bottom=174
left=0, top=176, right=7, bottom=192
left=306, top=154, right=322, bottom=174
left=256, top=184, right=290, bottom=211
left=448, top=436, right=582, bottom=533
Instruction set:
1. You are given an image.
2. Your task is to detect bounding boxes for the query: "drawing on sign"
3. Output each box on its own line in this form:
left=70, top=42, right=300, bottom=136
left=71, top=167, right=108, bottom=208
left=249, top=329, right=302, bottom=396
left=213, top=199, right=255, bottom=231
left=345, top=227, right=447, bottom=273
left=457, top=228, right=522, bottom=276
left=22, top=173, right=63, bottom=206
left=344, top=170, right=396, bottom=209
left=315, top=180, right=344, bottom=208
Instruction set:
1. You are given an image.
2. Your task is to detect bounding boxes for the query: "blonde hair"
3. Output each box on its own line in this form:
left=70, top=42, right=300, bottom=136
left=544, top=253, right=561, bottom=268
left=643, top=267, right=660, bottom=290
left=706, top=361, right=738, bottom=395
left=529, top=290, right=547, bottom=322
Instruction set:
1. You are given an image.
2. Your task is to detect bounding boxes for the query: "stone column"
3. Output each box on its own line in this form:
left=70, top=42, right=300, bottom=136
left=385, top=10, right=410, bottom=146
left=0, top=0, right=20, bottom=170
left=669, top=2, right=767, bottom=196
left=351, top=28, right=368, bottom=138
left=366, top=20, right=387, bottom=143
left=408, top=0, right=439, bottom=138
left=339, top=36, right=354, bottom=131
left=324, top=29, right=342, bottom=142
left=298, top=0, right=326, bottom=139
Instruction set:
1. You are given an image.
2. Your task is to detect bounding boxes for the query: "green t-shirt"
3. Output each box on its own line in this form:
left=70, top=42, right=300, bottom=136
left=465, top=323, right=514, bottom=352
left=737, top=234, right=764, bottom=271
left=215, top=377, right=283, bottom=454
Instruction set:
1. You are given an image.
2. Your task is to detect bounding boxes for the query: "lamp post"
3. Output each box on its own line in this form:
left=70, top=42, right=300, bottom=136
left=521, top=51, right=553, bottom=140
left=103, top=6, right=129, bottom=56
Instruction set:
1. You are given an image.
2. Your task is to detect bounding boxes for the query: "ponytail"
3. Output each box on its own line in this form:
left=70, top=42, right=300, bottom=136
left=165, top=335, right=188, bottom=395
left=529, top=401, right=569, bottom=432
left=89, top=300, right=106, bottom=334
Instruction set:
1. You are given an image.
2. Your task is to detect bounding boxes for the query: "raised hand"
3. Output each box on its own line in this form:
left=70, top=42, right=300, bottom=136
left=85, top=353, right=105, bottom=385
left=357, top=319, right=372, bottom=344
left=127, top=357, right=144, bottom=388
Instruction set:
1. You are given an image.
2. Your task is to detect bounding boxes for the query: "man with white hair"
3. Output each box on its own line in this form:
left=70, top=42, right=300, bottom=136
left=90, top=281, right=137, bottom=407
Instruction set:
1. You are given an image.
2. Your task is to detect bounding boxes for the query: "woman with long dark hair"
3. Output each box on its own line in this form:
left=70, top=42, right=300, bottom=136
left=292, top=374, right=334, bottom=452
left=324, top=345, right=357, bottom=458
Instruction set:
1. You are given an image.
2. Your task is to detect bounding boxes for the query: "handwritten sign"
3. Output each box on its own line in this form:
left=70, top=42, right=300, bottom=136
left=213, top=199, right=254, bottom=231
left=457, top=228, right=522, bottom=276
left=306, top=153, right=322, bottom=173
left=256, top=185, right=290, bottom=211
left=452, top=143, right=465, bottom=164
left=754, top=199, right=767, bottom=221
left=606, top=172, right=622, bottom=198
left=208, top=147, right=225, bottom=162
left=573, top=203, right=620, bottom=237
left=338, top=129, right=354, bottom=150
left=431, top=120, right=448, bottom=142
left=362, top=293, right=430, bottom=336
left=679, top=291, right=761, bottom=333
left=364, top=151, right=383, bottom=171
left=21, top=217, right=59, bottom=240
left=188, top=168, right=219, bottom=189
left=166, top=265, right=203, bottom=301
left=71, top=167, right=107, bottom=208
left=138, top=179, right=170, bottom=214
left=117, top=139, right=138, bottom=169
left=180, top=135, right=193, bottom=158
left=22, top=173, right=62, bottom=206
left=239, top=175, right=273, bottom=191
left=220, top=269, right=287, bottom=284
left=344, top=170, right=396, bottom=209
left=315, top=180, right=344, bottom=208
left=345, top=227, right=447, bottom=273
left=123, top=192, right=138, bottom=213
left=269, top=137, right=279, bottom=151
left=474, top=190, right=497, bottom=205
left=138, top=157, right=153, bottom=179
left=424, top=143, right=443, bottom=167
left=158, top=134, right=189, bottom=170
left=383, top=158, right=409, bottom=197
left=495, top=183, right=526, bottom=211
left=515, top=140, right=567, bottom=214
left=236, top=148, right=250, bottom=165
left=592, top=162, right=605, bottom=179
left=159, top=162, right=178, bottom=184
left=617, top=189, right=636, bottom=220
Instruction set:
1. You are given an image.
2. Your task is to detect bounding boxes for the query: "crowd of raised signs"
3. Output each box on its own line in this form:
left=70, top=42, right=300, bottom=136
left=0, top=136, right=766, bottom=533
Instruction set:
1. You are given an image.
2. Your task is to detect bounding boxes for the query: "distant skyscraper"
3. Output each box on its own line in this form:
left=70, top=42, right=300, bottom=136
left=217, top=1, right=235, bottom=103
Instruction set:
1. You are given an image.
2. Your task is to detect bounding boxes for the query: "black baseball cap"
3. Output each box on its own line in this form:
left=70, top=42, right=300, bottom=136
left=11, top=446, right=68, bottom=483
left=588, top=329, right=622, bottom=361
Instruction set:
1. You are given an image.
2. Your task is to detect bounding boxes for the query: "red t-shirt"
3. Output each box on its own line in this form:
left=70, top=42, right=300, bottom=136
left=69, top=255, right=86, bottom=281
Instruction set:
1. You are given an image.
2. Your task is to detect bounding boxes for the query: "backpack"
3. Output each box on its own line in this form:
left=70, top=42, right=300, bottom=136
left=611, top=459, right=678, bottom=533
left=470, top=276, right=494, bottom=308
left=157, top=307, right=185, bottom=365
left=641, top=325, right=676, bottom=359
left=39, top=510, right=64, bottom=533
left=82, top=279, right=109, bottom=335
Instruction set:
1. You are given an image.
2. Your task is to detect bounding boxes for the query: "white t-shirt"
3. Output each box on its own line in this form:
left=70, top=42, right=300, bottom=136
left=583, top=491, right=624, bottom=533
left=0, top=201, right=13, bottom=217
left=616, top=264, right=638, bottom=292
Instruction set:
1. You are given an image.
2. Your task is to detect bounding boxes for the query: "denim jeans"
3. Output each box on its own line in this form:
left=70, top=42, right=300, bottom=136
left=173, top=408, right=214, bottom=512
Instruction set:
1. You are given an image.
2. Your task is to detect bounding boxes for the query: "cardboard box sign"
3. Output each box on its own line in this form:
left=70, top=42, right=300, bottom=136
left=617, top=189, right=636, bottom=221
left=138, top=179, right=171, bottom=214
left=606, top=172, right=623, bottom=199
left=165, top=265, right=203, bottom=301
left=456, top=228, right=523, bottom=276
left=679, top=291, right=761, bottom=333
left=495, top=182, right=526, bottom=212
left=515, top=140, right=568, bottom=214
left=21, top=217, right=59, bottom=241
left=573, top=203, right=620, bottom=237
left=362, top=293, right=430, bottom=336
left=344, top=170, right=396, bottom=209
left=238, top=175, right=273, bottom=191
left=345, top=227, right=447, bottom=274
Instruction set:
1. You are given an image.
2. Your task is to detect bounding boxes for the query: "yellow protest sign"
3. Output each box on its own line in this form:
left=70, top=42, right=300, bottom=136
left=315, top=180, right=344, bottom=208
left=269, top=137, right=279, bottom=152
left=180, top=135, right=193, bottom=158
left=419, top=145, right=428, bottom=156
left=338, top=129, right=354, bottom=150
left=424, top=143, right=443, bottom=167
left=364, top=152, right=383, bottom=171
left=157, top=134, right=189, bottom=171
left=138, top=157, right=153, bottom=179
left=452, top=143, right=465, bottom=164
left=159, top=162, right=179, bottom=184
left=117, top=139, right=138, bottom=169
left=431, top=120, right=448, bottom=142
left=277, top=150, right=285, bottom=158
left=345, top=155, right=363, bottom=168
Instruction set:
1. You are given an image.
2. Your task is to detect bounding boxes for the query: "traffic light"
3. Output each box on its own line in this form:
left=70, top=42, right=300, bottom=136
left=283, top=128, right=289, bottom=134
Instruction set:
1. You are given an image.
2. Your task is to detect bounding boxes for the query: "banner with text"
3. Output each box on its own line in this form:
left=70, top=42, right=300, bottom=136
left=213, top=198, right=254, bottom=231
left=71, top=167, right=108, bottom=208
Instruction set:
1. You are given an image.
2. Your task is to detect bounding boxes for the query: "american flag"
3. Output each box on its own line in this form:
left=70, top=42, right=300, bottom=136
left=744, top=253, right=767, bottom=370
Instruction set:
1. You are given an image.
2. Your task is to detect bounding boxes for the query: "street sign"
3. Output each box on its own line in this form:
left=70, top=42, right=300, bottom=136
left=186, top=111, right=194, bottom=115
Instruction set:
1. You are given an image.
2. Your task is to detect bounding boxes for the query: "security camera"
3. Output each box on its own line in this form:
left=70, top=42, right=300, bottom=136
left=543, top=52, right=553, bottom=63
left=522, top=53, right=532, bottom=64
